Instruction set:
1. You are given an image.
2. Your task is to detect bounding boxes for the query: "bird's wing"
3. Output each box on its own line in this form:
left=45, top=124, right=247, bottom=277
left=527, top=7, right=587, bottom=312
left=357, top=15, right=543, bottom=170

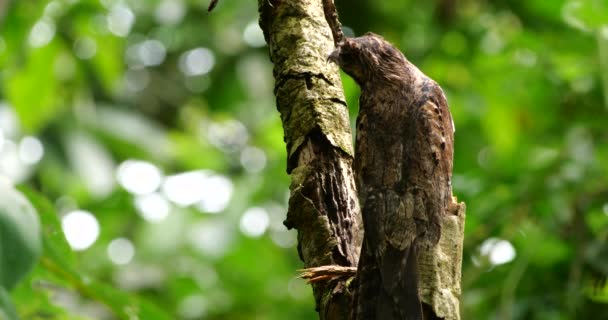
left=408, top=86, right=454, bottom=247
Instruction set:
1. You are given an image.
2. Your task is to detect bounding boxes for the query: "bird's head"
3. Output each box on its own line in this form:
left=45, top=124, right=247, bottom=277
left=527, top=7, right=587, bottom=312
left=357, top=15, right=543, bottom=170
left=328, top=33, right=408, bottom=86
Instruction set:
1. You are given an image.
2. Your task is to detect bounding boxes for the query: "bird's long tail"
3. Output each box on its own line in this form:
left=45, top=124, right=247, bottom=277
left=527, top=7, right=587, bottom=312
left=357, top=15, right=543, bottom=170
left=379, top=244, right=423, bottom=320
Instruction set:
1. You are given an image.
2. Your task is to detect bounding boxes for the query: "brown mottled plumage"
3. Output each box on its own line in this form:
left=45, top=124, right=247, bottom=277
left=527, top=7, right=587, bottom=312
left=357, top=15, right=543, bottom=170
left=329, top=33, right=454, bottom=320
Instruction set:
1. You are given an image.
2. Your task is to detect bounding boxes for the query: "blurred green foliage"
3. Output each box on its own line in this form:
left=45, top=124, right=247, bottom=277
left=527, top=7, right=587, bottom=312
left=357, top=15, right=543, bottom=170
left=0, top=0, right=607, bottom=319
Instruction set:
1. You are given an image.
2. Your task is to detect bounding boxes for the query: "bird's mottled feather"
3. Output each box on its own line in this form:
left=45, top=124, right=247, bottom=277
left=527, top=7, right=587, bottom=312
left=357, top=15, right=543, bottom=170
left=330, top=33, right=454, bottom=320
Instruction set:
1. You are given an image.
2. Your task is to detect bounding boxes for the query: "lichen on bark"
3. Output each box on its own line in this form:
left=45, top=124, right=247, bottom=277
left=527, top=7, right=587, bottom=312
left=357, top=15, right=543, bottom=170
left=260, top=0, right=353, bottom=165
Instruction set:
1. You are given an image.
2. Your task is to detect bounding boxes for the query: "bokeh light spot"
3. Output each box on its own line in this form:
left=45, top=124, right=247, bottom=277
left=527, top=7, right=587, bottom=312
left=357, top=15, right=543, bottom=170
left=0, top=139, right=29, bottom=183
left=513, top=48, right=537, bottom=67
left=62, top=210, right=100, bottom=251
left=236, top=54, right=273, bottom=98
left=155, top=0, right=185, bottom=25
left=240, top=146, right=267, bottom=173
left=189, top=221, right=232, bottom=258
left=18, top=136, right=44, bottom=165
left=239, top=207, right=269, bottom=238
left=135, top=192, right=170, bottom=222
left=479, top=237, right=516, bottom=266
left=0, top=103, right=19, bottom=138
left=178, top=294, right=207, bottom=319
left=162, top=171, right=233, bottom=211
left=179, top=48, right=215, bottom=76
left=137, top=40, right=167, bottom=66
left=207, top=119, right=249, bottom=152
left=571, top=76, right=594, bottom=93
left=107, top=238, right=135, bottom=265
left=116, top=160, right=163, bottom=195
left=162, top=171, right=207, bottom=206
left=66, top=132, right=115, bottom=198
left=107, top=4, right=135, bottom=37
left=243, top=21, right=266, bottom=48
left=124, top=68, right=150, bottom=92
left=196, top=174, right=233, bottom=213
left=480, top=30, right=503, bottom=54
left=74, top=37, right=97, bottom=60
left=184, top=75, right=211, bottom=93
left=29, top=19, right=55, bottom=48
left=43, top=1, right=63, bottom=17
left=215, top=27, right=244, bottom=54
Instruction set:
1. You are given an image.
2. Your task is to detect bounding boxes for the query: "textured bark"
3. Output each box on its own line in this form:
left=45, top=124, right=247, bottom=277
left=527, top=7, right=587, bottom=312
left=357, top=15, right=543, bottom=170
left=258, top=0, right=362, bottom=319
left=418, top=201, right=465, bottom=320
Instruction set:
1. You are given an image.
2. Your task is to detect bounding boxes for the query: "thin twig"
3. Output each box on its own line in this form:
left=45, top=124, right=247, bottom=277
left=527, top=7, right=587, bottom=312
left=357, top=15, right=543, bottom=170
left=322, top=0, right=345, bottom=45
left=208, top=0, right=219, bottom=12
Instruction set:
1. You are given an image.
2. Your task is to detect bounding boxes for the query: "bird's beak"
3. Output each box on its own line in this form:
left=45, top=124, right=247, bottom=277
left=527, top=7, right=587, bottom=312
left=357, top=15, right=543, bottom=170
left=327, top=48, right=340, bottom=64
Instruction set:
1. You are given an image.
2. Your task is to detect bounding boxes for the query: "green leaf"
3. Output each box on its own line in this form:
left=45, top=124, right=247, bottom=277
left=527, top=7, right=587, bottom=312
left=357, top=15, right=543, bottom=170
left=0, top=182, right=42, bottom=290
left=11, top=263, right=83, bottom=320
left=82, top=281, right=173, bottom=320
left=19, top=187, right=76, bottom=270
left=17, top=188, right=173, bottom=319
left=89, top=35, right=123, bottom=95
left=563, top=0, right=608, bottom=31
left=586, top=280, right=608, bottom=303
left=0, top=287, right=18, bottom=320
left=483, top=101, right=519, bottom=156
left=10, top=188, right=82, bottom=319
left=4, top=42, right=67, bottom=133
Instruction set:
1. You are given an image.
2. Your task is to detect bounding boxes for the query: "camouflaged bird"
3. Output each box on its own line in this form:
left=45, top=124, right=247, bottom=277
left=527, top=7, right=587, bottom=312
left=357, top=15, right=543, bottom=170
left=328, top=33, right=455, bottom=320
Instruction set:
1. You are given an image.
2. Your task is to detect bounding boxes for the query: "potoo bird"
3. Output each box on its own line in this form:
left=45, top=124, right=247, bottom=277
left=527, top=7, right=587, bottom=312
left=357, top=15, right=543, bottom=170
left=328, top=33, right=454, bottom=320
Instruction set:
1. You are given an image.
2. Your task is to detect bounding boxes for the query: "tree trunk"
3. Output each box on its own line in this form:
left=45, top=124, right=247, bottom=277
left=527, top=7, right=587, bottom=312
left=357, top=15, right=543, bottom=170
left=258, top=0, right=362, bottom=319
left=258, top=1, right=465, bottom=319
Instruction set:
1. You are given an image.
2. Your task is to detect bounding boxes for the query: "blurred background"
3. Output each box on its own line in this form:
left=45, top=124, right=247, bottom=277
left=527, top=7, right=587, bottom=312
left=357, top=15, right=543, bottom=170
left=0, top=0, right=607, bottom=319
